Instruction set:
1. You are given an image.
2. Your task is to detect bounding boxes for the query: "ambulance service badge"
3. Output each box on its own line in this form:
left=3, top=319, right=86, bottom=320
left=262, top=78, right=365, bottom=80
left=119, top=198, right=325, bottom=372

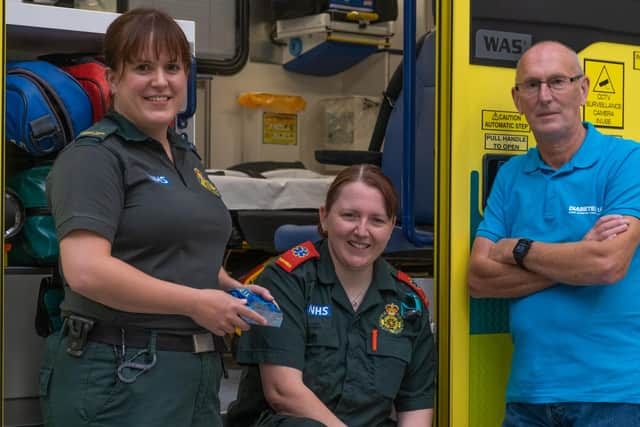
left=379, top=303, right=404, bottom=334
left=194, top=168, right=221, bottom=197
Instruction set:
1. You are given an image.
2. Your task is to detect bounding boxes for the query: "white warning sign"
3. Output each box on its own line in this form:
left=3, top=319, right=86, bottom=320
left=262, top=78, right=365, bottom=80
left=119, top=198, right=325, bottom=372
left=584, top=59, right=624, bottom=129
left=484, top=133, right=528, bottom=151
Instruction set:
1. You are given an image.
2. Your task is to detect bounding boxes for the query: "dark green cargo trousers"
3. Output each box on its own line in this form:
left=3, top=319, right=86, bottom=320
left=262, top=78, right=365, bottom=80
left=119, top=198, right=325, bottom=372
left=40, top=331, right=224, bottom=427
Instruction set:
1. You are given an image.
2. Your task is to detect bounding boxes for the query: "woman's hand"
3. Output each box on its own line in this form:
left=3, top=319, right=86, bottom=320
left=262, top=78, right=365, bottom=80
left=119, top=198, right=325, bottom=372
left=218, top=267, right=277, bottom=304
left=190, top=289, right=268, bottom=336
left=240, top=284, right=276, bottom=304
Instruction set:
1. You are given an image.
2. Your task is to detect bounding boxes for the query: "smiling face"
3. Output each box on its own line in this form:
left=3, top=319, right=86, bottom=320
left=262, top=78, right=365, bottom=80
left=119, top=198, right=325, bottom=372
left=320, top=181, right=395, bottom=276
left=512, top=41, right=590, bottom=143
left=108, top=45, right=187, bottom=140
left=103, top=8, right=191, bottom=142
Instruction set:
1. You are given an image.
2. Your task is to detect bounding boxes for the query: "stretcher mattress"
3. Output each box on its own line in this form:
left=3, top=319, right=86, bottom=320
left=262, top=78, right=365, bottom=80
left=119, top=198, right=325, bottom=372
left=207, top=169, right=334, bottom=211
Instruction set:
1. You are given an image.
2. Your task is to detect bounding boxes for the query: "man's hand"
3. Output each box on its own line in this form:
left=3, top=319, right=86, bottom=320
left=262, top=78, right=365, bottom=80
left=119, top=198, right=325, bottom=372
left=583, top=214, right=629, bottom=241
left=489, top=238, right=519, bottom=265
left=489, top=215, right=630, bottom=266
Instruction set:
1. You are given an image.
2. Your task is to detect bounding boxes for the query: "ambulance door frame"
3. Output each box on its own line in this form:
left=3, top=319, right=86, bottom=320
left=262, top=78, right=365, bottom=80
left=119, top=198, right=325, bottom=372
left=435, top=0, right=456, bottom=425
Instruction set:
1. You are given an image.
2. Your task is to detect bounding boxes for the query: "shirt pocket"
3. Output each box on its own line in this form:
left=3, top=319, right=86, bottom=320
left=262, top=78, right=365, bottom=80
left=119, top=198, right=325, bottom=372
left=367, top=334, right=412, bottom=398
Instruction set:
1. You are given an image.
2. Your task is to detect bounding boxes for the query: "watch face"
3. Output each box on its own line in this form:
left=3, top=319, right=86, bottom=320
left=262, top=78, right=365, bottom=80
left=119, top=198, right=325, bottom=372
left=513, top=239, right=532, bottom=268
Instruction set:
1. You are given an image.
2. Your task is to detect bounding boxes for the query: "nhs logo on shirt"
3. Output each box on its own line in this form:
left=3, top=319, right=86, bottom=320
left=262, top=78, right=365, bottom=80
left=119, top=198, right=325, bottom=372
left=567, top=205, right=602, bottom=215
left=307, top=304, right=331, bottom=317
left=148, top=175, right=171, bottom=185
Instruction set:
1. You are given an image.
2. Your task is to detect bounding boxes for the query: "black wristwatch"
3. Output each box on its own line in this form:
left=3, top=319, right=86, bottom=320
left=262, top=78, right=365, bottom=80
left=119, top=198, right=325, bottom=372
left=512, top=238, right=533, bottom=270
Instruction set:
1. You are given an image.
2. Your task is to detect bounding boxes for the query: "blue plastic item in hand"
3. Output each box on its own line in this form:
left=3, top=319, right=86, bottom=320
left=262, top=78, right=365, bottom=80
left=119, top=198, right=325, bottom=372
left=228, top=288, right=283, bottom=327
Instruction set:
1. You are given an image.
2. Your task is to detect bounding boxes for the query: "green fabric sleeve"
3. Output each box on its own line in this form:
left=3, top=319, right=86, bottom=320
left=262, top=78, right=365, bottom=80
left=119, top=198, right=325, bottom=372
left=235, top=262, right=311, bottom=371
left=47, top=142, right=124, bottom=242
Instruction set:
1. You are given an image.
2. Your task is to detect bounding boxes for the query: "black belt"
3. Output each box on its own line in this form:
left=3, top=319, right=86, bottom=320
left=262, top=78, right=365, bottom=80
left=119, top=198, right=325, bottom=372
left=66, top=319, right=225, bottom=354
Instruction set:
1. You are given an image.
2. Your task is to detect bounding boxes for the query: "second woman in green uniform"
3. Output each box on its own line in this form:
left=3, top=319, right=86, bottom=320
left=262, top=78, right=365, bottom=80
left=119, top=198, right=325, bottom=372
left=227, top=164, right=436, bottom=427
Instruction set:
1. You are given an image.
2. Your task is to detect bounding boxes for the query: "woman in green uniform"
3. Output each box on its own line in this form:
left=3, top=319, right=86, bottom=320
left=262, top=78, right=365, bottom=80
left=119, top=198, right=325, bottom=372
left=227, top=164, right=436, bottom=427
left=40, top=8, right=272, bottom=427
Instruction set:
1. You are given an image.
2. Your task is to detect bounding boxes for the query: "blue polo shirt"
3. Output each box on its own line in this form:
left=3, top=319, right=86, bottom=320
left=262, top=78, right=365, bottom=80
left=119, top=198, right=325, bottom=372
left=477, top=122, right=640, bottom=403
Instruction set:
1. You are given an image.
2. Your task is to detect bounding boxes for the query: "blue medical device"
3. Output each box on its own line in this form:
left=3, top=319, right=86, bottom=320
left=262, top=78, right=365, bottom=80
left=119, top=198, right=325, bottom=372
left=229, top=288, right=283, bottom=327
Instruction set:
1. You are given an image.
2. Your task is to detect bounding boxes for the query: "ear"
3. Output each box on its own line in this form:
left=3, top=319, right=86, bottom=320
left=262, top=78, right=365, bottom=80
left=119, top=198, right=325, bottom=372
left=579, top=75, right=590, bottom=106
left=105, top=68, right=118, bottom=94
left=512, top=86, right=522, bottom=113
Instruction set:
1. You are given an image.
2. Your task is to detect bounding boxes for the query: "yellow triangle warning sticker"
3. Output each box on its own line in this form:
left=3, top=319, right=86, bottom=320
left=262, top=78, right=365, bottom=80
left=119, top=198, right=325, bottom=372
left=584, top=58, right=623, bottom=128
left=593, top=66, right=615, bottom=93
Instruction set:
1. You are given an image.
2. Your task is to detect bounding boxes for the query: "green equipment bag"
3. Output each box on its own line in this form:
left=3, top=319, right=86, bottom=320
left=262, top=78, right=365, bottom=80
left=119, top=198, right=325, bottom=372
left=7, top=165, right=58, bottom=266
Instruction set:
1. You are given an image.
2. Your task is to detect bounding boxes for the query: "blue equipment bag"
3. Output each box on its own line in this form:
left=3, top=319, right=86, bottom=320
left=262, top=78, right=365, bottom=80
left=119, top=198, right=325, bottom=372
left=6, top=60, right=92, bottom=156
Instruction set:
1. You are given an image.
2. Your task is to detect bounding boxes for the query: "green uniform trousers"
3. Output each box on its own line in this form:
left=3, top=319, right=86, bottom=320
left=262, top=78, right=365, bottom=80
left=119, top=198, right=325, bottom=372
left=40, top=331, right=223, bottom=427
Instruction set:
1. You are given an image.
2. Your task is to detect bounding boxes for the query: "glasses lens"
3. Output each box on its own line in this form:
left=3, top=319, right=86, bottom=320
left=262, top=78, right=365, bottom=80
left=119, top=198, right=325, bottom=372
left=519, top=81, right=540, bottom=95
left=518, top=76, right=578, bottom=96
left=548, top=77, right=569, bottom=90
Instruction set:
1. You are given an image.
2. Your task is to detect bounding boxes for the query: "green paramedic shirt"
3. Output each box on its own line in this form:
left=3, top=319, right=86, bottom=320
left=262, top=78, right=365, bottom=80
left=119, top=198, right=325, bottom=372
left=234, top=240, right=436, bottom=426
left=46, top=111, right=232, bottom=331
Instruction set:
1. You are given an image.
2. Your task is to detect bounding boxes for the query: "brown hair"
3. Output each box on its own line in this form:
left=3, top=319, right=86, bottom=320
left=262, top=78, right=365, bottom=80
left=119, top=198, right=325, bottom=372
left=319, top=164, right=398, bottom=237
left=103, top=8, right=190, bottom=77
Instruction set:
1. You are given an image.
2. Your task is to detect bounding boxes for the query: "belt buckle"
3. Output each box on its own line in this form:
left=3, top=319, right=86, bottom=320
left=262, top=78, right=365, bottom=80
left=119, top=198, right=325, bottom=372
left=192, top=333, right=215, bottom=353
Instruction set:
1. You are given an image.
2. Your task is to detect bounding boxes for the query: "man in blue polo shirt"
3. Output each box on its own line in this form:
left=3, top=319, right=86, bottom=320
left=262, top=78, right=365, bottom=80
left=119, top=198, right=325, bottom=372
left=467, top=41, right=640, bottom=426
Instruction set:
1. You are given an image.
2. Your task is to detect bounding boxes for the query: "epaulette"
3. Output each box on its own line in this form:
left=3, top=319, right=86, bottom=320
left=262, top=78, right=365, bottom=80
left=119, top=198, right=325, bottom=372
left=275, top=241, right=320, bottom=273
left=396, top=270, right=429, bottom=308
left=75, top=122, right=118, bottom=143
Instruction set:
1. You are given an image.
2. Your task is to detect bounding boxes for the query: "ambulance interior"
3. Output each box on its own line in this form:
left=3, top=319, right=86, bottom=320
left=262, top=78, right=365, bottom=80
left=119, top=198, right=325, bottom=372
left=4, top=1, right=436, bottom=425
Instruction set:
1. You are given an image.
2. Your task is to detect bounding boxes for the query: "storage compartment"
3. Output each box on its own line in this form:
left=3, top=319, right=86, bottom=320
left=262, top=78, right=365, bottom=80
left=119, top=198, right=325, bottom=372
left=321, top=95, right=381, bottom=150
left=238, top=93, right=306, bottom=163
left=274, top=13, right=394, bottom=76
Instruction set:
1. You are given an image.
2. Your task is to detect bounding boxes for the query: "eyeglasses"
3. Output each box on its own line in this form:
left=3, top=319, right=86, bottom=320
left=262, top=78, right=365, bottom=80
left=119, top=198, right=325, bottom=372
left=514, top=74, right=584, bottom=97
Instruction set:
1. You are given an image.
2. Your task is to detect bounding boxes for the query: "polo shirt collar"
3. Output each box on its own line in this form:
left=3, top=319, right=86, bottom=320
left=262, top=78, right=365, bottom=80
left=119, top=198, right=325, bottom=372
left=523, top=122, right=602, bottom=174
left=104, top=110, right=192, bottom=150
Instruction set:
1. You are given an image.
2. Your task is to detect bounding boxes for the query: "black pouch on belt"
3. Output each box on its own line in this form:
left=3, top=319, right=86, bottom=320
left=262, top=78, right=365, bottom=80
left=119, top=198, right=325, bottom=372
left=64, top=314, right=95, bottom=357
